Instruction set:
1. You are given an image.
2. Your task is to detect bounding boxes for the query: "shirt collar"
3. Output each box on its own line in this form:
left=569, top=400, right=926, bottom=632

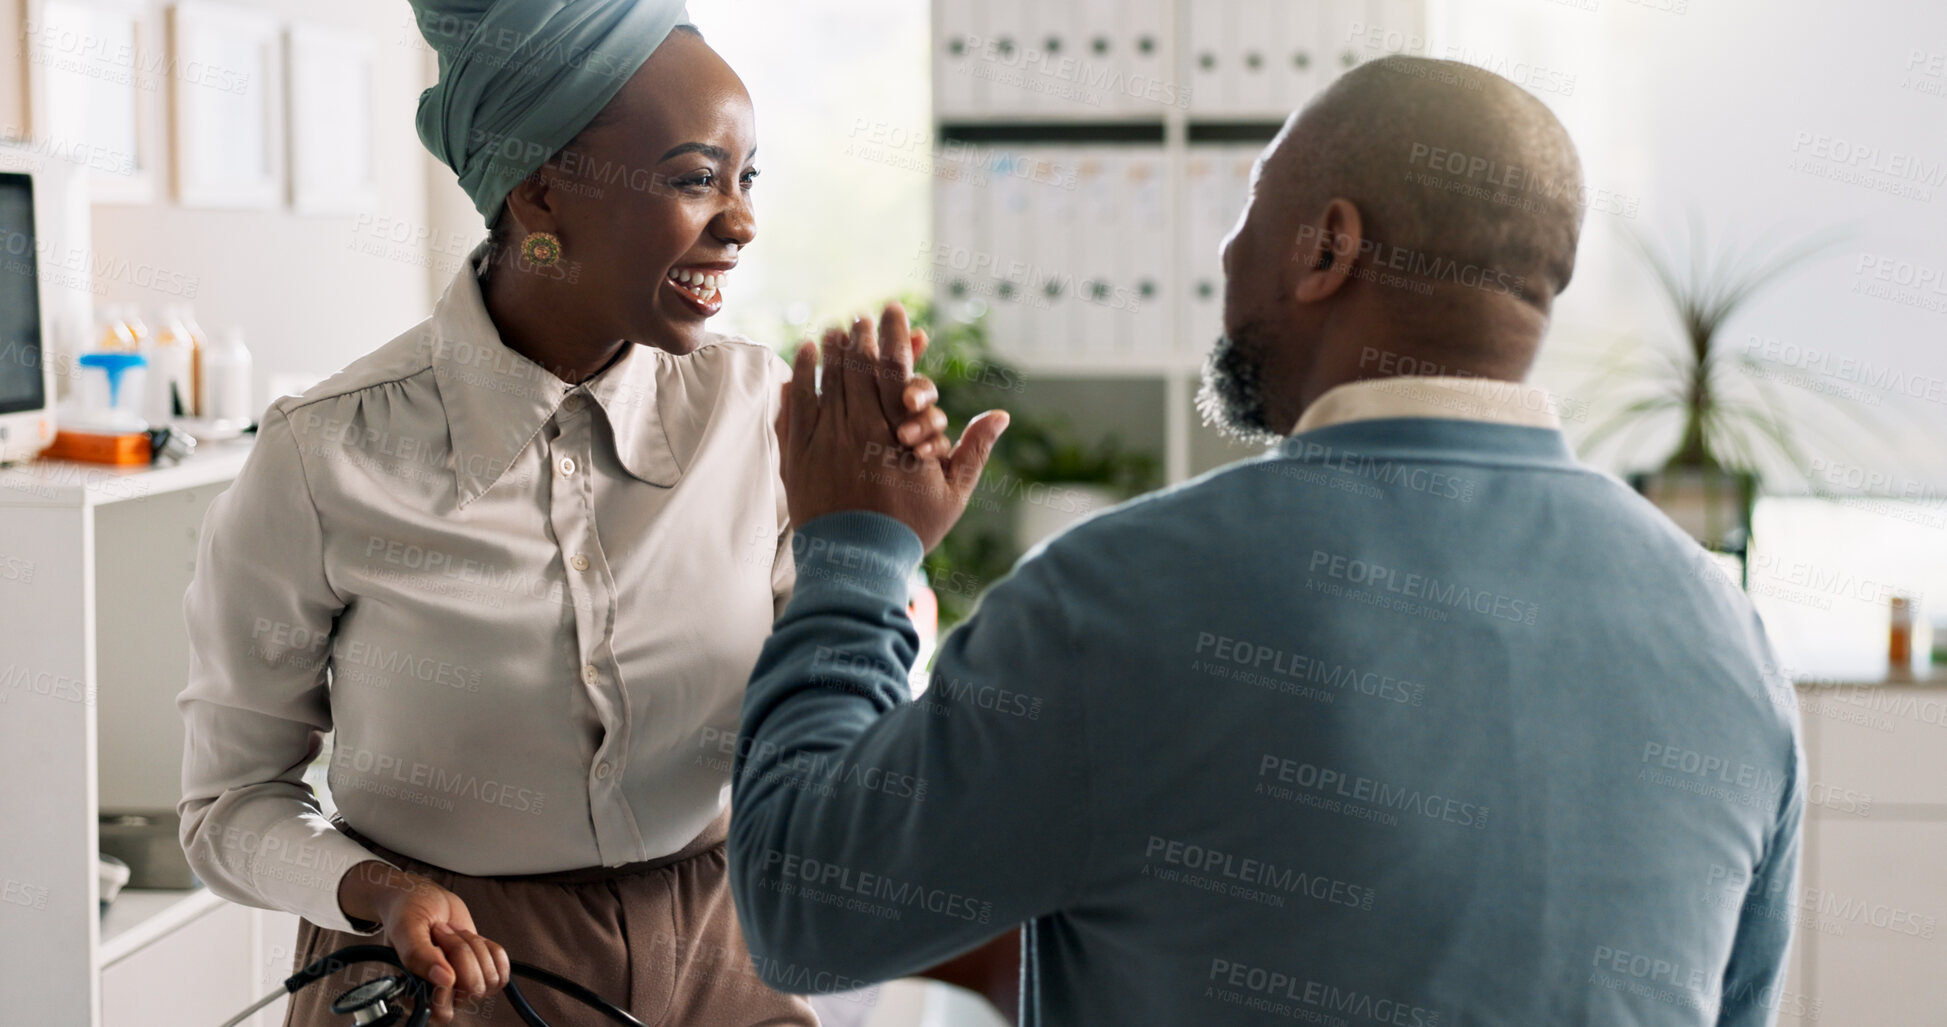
left=428, top=243, right=682, bottom=506
left=1292, top=375, right=1564, bottom=435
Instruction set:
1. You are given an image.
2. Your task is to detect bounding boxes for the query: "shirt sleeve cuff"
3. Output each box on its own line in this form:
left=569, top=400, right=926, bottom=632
left=254, top=819, right=398, bottom=935
left=789, top=511, right=924, bottom=606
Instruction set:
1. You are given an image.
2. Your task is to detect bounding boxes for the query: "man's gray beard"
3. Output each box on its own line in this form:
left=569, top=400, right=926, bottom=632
left=1196, top=328, right=1284, bottom=447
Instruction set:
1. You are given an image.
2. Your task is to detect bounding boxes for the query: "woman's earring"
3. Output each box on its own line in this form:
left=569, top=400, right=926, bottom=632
left=520, top=231, right=563, bottom=267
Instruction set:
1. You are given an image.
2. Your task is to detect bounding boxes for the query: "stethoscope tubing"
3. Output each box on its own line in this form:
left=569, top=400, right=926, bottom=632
left=218, top=943, right=651, bottom=1027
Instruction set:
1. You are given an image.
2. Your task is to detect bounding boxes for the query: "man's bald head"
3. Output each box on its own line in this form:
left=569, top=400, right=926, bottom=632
left=1200, top=57, right=1588, bottom=443
left=1276, top=55, right=1586, bottom=309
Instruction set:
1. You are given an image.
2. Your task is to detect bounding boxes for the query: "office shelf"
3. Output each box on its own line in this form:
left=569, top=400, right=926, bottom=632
left=930, top=1, right=1428, bottom=485
left=0, top=440, right=295, bottom=1026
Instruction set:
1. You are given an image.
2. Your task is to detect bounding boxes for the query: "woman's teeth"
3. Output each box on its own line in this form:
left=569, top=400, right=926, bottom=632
left=668, top=268, right=723, bottom=300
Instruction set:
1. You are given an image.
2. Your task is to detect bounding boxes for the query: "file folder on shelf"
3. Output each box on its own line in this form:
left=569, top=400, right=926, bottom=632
left=985, top=0, right=1033, bottom=116
left=1363, top=0, right=1426, bottom=65
left=1281, top=0, right=1325, bottom=107
left=1078, top=0, right=1122, bottom=114
left=984, top=152, right=1036, bottom=362
left=1073, top=146, right=1124, bottom=358
left=1030, top=0, right=1083, bottom=116
left=1231, top=0, right=1282, bottom=117
left=1181, top=143, right=1262, bottom=356
left=1186, top=0, right=1237, bottom=115
left=929, top=158, right=987, bottom=326
left=934, top=0, right=981, bottom=117
left=1182, top=149, right=1227, bottom=356
left=1323, top=0, right=1375, bottom=79
left=1124, top=149, right=1172, bottom=356
left=1122, top=0, right=1174, bottom=115
left=1029, top=147, right=1082, bottom=356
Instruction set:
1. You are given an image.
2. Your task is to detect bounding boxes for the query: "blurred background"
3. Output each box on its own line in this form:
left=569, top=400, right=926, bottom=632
left=1, top=1, right=1942, bottom=1024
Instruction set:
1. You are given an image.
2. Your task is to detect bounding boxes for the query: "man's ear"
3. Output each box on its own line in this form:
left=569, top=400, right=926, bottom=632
left=1292, top=198, right=1362, bottom=304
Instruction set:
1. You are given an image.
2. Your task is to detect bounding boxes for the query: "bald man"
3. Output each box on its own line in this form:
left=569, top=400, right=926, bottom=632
left=728, top=57, right=1803, bottom=1027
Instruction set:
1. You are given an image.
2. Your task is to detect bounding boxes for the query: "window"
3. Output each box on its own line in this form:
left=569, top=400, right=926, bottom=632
left=685, top=2, right=933, bottom=348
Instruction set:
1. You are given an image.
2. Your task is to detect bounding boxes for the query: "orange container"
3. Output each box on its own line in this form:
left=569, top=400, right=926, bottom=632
left=42, top=430, right=151, bottom=466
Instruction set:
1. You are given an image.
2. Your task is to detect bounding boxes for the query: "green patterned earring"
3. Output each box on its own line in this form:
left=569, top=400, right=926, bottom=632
left=520, top=231, right=563, bottom=267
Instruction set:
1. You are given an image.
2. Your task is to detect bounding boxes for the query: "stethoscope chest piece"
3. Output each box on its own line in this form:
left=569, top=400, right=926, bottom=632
left=330, top=974, right=410, bottom=1026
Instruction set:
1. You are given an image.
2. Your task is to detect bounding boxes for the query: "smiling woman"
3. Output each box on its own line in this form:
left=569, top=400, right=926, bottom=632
left=174, top=4, right=953, bottom=1026
left=481, top=26, right=760, bottom=374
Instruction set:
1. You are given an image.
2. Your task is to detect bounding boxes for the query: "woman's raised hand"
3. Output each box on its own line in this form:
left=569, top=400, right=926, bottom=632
left=775, top=303, right=1009, bottom=552
left=340, top=860, right=510, bottom=1024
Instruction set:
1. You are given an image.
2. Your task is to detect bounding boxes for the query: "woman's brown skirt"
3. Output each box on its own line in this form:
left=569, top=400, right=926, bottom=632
left=282, top=811, right=817, bottom=1026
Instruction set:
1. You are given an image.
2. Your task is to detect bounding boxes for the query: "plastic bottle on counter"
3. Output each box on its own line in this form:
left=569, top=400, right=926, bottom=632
left=95, top=305, right=138, bottom=351
left=121, top=307, right=152, bottom=350
left=1890, top=595, right=1914, bottom=680
left=199, top=327, right=255, bottom=425
left=156, top=305, right=207, bottom=417
left=143, top=311, right=197, bottom=422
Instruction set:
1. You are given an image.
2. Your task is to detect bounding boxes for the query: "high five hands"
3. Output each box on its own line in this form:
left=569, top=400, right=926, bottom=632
left=777, top=301, right=1010, bottom=552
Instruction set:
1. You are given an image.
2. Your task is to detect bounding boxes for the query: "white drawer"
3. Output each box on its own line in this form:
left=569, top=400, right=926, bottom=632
left=1802, top=686, right=1947, bottom=807
left=1805, top=818, right=1947, bottom=1023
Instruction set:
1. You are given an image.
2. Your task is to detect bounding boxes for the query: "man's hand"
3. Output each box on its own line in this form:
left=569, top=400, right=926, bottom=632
left=778, top=302, right=1008, bottom=552
left=889, top=314, right=952, bottom=461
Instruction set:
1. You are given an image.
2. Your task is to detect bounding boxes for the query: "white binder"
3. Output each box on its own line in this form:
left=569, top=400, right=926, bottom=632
left=934, top=0, right=981, bottom=118
left=1125, top=148, right=1173, bottom=356
left=1223, top=143, right=1261, bottom=343
left=1233, top=0, right=1286, bottom=117
left=1321, top=0, right=1374, bottom=81
left=1072, top=146, right=1122, bottom=358
left=1278, top=0, right=1325, bottom=111
left=1015, top=0, right=1049, bottom=117
left=985, top=152, right=1037, bottom=362
left=1183, top=148, right=1228, bottom=355
left=930, top=158, right=986, bottom=329
left=1077, top=0, right=1122, bottom=114
left=1187, top=0, right=1236, bottom=115
left=1182, top=143, right=1263, bottom=356
left=1366, top=0, right=1424, bottom=65
left=1029, top=1, right=1082, bottom=117
left=983, top=0, right=1028, bottom=116
left=1123, top=0, right=1174, bottom=115
left=1029, top=147, right=1082, bottom=358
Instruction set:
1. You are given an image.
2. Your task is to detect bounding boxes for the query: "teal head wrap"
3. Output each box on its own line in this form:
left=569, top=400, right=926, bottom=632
left=409, top=0, right=692, bottom=227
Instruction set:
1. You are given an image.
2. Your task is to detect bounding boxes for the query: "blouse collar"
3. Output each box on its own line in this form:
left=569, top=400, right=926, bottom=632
left=428, top=243, right=683, bottom=506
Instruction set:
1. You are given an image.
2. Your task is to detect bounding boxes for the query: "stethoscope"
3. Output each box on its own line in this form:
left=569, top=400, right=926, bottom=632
left=219, top=944, right=649, bottom=1027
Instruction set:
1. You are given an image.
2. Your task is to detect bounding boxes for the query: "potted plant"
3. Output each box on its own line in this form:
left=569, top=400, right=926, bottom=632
left=899, top=296, right=1159, bottom=625
left=1577, top=223, right=1856, bottom=576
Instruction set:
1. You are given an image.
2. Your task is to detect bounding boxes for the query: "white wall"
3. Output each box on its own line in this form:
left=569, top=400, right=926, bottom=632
left=1426, top=0, right=1947, bottom=489
left=67, top=1, right=444, bottom=404
left=37, top=1, right=1946, bottom=489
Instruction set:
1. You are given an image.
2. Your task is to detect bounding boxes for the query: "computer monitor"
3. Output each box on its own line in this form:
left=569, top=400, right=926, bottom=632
left=0, top=138, right=90, bottom=465
left=0, top=170, right=52, bottom=462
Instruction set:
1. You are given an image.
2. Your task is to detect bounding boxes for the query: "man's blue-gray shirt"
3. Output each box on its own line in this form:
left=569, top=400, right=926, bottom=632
left=730, top=415, right=1804, bottom=1026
